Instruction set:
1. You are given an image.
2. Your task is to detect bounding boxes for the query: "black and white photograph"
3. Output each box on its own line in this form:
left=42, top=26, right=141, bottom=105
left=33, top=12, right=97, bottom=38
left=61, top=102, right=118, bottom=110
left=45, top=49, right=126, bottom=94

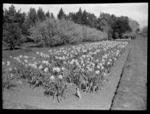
left=2, top=3, right=148, bottom=110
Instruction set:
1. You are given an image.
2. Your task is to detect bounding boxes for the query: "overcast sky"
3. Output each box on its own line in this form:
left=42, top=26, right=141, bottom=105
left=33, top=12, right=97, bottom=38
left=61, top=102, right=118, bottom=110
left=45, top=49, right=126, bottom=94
left=3, top=3, right=148, bottom=29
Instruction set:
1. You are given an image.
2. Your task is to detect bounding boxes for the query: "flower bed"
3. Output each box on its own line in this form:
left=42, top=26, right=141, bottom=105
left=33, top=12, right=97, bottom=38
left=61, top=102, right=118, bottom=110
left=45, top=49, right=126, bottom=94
left=2, top=40, right=129, bottom=102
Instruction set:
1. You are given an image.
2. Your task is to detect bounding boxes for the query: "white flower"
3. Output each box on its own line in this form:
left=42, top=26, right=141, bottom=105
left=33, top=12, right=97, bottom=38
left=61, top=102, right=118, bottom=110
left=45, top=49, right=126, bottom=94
left=101, top=66, right=104, bottom=70
left=34, top=61, right=37, bottom=65
left=107, top=61, right=110, bottom=65
left=58, top=75, right=63, bottom=79
left=103, top=72, right=107, bottom=77
left=36, top=51, right=40, bottom=54
left=7, top=61, right=10, bottom=66
left=50, top=75, right=55, bottom=80
left=97, top=65, right=100, bottom=69
left=19, top=55, right=23, bottom=58
left=24, top=59, right=28, bottom=63
left=10, top=73, right=13, bottom=77
left=62, top=67, right=65, bottom=70
left=44, top=67, right=49, bottom=73
left=24, top=55, right=28, bottom=59
left=53, top=67, right=60, bottom=72
left=95, top=70, right=100, bottom=74
left=29, top=63, right=37, bottom=69
left=39, top=65, right=43, bottom=70
left=17, top=80, right=22, bottom=84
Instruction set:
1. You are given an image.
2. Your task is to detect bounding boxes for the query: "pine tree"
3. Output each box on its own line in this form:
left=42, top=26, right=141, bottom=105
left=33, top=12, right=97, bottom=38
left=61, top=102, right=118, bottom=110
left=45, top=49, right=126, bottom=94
left=82, top=10, right=88, bottom=25
left=50, top=13, right=55, bottom=19
left=46, top=10, right=50, bottom=18
left=3, top=5, right=25, bottom=49
left=37, top=7, right=46, bottom=21
left=57, top=7, right=66, bottom=20
left=28, top=7, right=38, bottom=25
left=76, top=7, right=83, bottom=24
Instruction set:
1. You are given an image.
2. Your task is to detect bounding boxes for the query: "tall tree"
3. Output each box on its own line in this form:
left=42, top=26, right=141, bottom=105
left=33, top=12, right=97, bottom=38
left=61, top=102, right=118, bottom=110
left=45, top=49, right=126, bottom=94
left=3, top=5, right=16, bottom=23
left=57, top=7, right=66, bottom=19
left=3, top=5, right=25, bottom=49
left=86, top=13, right=97, bottom=28
left=112, top=16, right=132, bottom=39
left=76, top=7, right=83, bottom=24
left=37, top=7, right=46, bottom=21
left=82, top=10, right=88, bottom=25
left=46, top=10, right=50, bottom=18
left=67, top=12, right=76, bottom=21
left=50, top=13, right=55, bottom=19
left=28, top=7, right=37, bottom=25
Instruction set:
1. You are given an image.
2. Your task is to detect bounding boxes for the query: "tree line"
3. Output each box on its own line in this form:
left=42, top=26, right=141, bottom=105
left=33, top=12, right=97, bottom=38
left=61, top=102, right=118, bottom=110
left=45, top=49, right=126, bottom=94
left=3, top=5, right=139, bottom=50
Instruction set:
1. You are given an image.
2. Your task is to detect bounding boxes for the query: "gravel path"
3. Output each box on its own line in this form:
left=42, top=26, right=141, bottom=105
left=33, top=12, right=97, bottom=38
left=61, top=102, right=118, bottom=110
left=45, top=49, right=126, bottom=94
left=110, top=35, right=147, bottom=110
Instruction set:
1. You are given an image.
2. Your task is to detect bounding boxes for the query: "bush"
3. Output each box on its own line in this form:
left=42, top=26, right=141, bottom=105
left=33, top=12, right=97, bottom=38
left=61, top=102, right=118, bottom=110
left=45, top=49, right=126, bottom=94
left=82, top=25, right=108, bottom=42
left=58, top=19, right=84, bottom=44
left=28, top=18, right=107, bottom=47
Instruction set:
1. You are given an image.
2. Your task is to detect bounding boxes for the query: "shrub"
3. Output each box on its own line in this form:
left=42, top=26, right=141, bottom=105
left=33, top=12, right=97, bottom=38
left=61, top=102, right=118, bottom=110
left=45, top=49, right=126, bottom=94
left=58, top=19, right=84, bottom=44
left=29, top=19, right=66, bottom=47
left=28, top=18, right=107, bottom=47
left=82, top=25, right=108, bottom=42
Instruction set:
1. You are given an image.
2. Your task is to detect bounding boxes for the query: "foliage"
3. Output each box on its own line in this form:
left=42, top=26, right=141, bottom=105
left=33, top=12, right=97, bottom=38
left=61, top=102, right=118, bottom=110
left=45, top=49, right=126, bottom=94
left=112, top=16, right=132, bottom=39
left=57, top=7, right=66, bottom=20
left=129, top=19, right=140, bottom=33
left=3, top=5, right=135, bottom=50
left=28, top=7, right=38, bottom=25
left=37, top=7, right=46, bottom=22
left=3, top=5, right=26, bottom=49
left=28, top=18, right=107, bottom=47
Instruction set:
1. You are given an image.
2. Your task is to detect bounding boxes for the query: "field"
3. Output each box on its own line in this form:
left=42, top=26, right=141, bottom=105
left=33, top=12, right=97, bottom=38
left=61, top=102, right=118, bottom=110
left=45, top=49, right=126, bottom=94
left=2, top=40, right=131, bottom=109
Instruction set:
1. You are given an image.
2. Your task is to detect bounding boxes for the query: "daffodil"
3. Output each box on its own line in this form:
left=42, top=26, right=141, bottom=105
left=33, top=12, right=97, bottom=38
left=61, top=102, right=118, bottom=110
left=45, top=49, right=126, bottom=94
left=7, top=61, right=10, bottom=66
left=58, top=75, right=63, bottom=79
left=39, top=65, right=43, bottom=70
left=50, top=75, right=55, bottom=80
left=44, top=67, right=49, bottom=73
left=95, top=70, right=100, bottom=74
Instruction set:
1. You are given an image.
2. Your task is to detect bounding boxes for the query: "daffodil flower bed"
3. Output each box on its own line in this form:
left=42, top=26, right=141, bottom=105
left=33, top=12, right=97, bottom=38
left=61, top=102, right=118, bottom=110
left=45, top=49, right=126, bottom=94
left=2, top=40, right=129, bottom=102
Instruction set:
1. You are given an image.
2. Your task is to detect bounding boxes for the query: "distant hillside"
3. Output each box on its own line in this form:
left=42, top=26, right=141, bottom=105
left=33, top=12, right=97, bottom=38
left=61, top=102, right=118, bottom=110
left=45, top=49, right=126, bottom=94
left=129, top=19, right=140, bottom=33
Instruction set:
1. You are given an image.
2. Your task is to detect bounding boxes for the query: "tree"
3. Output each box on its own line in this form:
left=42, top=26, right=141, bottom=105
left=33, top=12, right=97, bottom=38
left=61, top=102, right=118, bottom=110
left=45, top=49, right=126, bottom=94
left=46, top=10, right=50, bottom=18
left=96, top=12, right=114, bottom=39
left=50, top=13, right=55, bottom=19
left=67, top=12, right=76, bottom=21
left=82, top=10, right=88, bottom=25
left=76, top=7, right=83, bottom=24
left=21, top=7, right=38, bottom=42
left=28, top=7, right=38, bottom=25
left=3, top=23, right=23, bottom=49
left=112, top=16, right=132, bottom=39
left=3, top=5, right=25, bottom=49
left=37, top=7, right=46, bottom=21
left=3, top=5, right=16, bottom=23
left=86, top=13, right=97, bottom=28
left=129, top=19, right=140, bottom=33
left=57, top=7, right=66, bottom=20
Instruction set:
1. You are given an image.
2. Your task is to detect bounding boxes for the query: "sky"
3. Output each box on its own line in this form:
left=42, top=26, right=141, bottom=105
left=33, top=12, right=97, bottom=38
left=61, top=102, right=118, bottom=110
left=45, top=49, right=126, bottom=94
left=3, top=3, right=148, bottom=29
